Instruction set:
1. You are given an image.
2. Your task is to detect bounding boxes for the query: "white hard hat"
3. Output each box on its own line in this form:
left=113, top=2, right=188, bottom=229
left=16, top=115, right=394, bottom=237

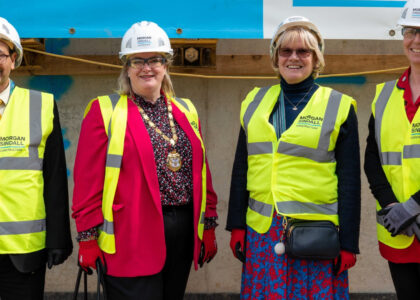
left=398, top=0, right=420, bottom=27
left=0, top=17, right=22, bottom=68
left=270, top=16, right=324, bottom=59
left=119, top=21, right=173, bottom=61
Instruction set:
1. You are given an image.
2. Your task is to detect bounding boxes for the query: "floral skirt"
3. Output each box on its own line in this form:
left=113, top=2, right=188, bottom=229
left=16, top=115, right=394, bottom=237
left=241, top=214, right=349, bottom=300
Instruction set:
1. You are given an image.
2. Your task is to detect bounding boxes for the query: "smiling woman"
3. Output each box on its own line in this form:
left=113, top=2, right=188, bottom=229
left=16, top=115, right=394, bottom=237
left=72, top=21, right=218, bottom=300
left=226, top=15, right=361, bottom=299
left=403, top=26, right=420, bottom=68
left=126, top=53, right=168, bottom=102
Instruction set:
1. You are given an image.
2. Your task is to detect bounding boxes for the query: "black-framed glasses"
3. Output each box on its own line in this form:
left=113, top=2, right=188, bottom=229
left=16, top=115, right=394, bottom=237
left=278, top=48, right=313, bottom=58
left=128, top=56, right=166, bottom=69
left=402, top=27, right=420, bottom=39
left=0, top=53, right=10, bottom=63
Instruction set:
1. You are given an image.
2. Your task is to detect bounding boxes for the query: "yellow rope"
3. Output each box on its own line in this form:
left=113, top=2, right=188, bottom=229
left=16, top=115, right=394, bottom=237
left=23, top=47, right=408, bottom=79
left=23, top=47, right=123, bottom=69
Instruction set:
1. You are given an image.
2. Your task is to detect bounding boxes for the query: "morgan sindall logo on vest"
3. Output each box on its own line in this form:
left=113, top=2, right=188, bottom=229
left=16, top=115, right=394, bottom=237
left=411, top=122, right=420, bottom=139
left=0, top=135, right=26, bottom=152
left=296, top=115, right=323, bottom=129
left=190, top=120, right=198, bottom=130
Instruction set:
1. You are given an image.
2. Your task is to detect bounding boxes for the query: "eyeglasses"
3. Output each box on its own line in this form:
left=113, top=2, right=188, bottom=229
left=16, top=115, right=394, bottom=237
left=128, top=57, right=166, bottom=69
left=278, top=48, right=313, bottom=58
left=402, top=27, right=420, bottom=39
left=0, top=53, right=10, bottom=63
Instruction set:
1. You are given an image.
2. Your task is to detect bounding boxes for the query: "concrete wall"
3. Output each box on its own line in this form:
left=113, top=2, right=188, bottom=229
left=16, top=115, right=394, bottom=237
left=11, top=70, right=398, bottom=294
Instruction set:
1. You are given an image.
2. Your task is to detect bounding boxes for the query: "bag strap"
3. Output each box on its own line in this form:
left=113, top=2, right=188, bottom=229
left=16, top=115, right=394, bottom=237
left=96, top=260, right=108, bottom=300
left=73, top=261, right=107, bottom=300
left=73, top=267, right=88, bottom=300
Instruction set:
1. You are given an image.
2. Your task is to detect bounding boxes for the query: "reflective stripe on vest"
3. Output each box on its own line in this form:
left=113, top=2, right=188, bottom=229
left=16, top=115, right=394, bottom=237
left=249, top=198, right=272, bottom=217
left=95, top=94, right=127, bottom=254
left=174, top=97, right=207, bottom=238
left=275, top=201, right=338, bottom=215
left=243, top=85, right=354, bottom=233
left=374, top=80, right=400, bottom=165
left=0, top=87, right=52, bottom=253
left=372, top=80, right=417, bottom=249
left=0, top=219, right=46, bottom=235
left=105, top=94, right=122, bottom=169
left=243, top=86, right=271, bottom=135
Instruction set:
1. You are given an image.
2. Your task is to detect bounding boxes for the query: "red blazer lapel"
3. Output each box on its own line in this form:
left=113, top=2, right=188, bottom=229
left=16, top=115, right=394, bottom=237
left=126, top=99, right=161, bottom=210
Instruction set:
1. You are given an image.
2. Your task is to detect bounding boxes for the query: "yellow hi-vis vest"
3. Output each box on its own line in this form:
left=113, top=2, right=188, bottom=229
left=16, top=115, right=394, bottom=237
left=240, top=84, right=356, bottom=234
left=0, top=86, right=54, bottom=253
left=372, top=80, right=420, bottom=249
left=84, top=94, right=207, bottom=254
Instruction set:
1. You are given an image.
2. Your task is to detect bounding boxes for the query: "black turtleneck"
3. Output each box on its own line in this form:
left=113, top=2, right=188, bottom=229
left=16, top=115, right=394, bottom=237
left=226, top=78, right=361, bottom=254
left=269, top=76, right=318, bottom=131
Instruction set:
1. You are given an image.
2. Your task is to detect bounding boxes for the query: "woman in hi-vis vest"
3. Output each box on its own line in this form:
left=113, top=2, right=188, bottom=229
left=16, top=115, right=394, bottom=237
left=226, top=16, right=361, bottom=299
left=72, top=21, right=218, bottom=300
left=365, top=1, right=420, bottom=298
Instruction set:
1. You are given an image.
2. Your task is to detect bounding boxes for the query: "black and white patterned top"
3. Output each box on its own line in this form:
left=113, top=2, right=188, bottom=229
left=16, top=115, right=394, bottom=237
left=133, top=94, right=194, bottom=206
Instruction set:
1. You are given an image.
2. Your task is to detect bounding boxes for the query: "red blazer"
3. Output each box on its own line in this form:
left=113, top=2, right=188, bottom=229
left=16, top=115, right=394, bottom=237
left=72, top=96, right=218, bottom=277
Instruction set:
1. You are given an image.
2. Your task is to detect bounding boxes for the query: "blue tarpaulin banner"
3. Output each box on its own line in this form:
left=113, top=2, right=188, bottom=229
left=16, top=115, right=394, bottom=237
left=1, top=0, right=408, bottom=39
left=1, top=0, right=263, bottom=38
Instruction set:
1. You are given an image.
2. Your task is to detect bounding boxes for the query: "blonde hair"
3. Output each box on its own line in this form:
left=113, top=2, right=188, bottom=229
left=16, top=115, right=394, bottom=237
left=116, top=54, right=175, bottom=97
left=270, top=27, right=325, bottom=79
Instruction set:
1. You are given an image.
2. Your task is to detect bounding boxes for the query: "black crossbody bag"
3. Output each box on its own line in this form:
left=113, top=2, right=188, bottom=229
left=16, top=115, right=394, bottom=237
left=284, top=219, right=340, bottom=260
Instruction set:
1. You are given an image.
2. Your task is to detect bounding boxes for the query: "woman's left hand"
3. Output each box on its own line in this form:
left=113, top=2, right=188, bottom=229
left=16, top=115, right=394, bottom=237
left=200, top=228, right=217, bottom=267
left=333, top=250, right=356, bottom=275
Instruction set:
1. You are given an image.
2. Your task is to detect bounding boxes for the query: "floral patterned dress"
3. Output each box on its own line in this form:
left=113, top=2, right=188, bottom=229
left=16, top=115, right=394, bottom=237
left=241, top=214, right=349, bottom=300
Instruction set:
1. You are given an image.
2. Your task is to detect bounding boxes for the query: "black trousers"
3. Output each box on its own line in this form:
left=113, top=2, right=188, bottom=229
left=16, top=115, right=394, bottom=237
left=388, top=261, right=420, bottom=300
left=104, top=204, right=194, bottom=300
left=0, top=255, right=46, bottom=300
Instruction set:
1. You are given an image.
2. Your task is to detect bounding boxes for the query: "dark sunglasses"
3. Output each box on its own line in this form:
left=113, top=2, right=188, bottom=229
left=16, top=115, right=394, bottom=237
left=278, top=48, right=313, bottom=58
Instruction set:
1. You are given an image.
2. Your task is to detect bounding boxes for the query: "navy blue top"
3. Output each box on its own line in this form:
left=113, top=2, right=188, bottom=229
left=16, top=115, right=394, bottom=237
left=226, top=77, right=361, bottom=254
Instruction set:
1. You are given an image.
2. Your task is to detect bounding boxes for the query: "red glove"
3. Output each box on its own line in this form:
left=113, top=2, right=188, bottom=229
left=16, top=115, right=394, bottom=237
left=78, top=240, right=105, bottom=273
left=199, top=228, right=217, bottom=267
left=334, top=250, right=356, bottom=275
left=230, top=229, right=246, bottom=262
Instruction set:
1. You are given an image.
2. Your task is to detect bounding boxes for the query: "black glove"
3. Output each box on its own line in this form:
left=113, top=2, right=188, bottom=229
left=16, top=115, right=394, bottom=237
left=47, top=248, right=71, bottom=269
left=378, top=198, right=420, bottom=236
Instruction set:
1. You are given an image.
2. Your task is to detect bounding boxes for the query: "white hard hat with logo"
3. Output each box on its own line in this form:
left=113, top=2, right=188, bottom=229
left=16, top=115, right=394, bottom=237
left=270, top=16, right=324, bottom=59
left=0, top=17, right=22, bottom=68
left=119, top=21, right=173, bottom=62
left=398, top=0, right=420, bottom=27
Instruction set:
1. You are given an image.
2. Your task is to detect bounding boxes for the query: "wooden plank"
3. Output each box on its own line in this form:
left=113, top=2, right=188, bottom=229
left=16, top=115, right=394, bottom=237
left=323, top=55, right=408, bottom=75
left=12, top=54, right=409, bottom=77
